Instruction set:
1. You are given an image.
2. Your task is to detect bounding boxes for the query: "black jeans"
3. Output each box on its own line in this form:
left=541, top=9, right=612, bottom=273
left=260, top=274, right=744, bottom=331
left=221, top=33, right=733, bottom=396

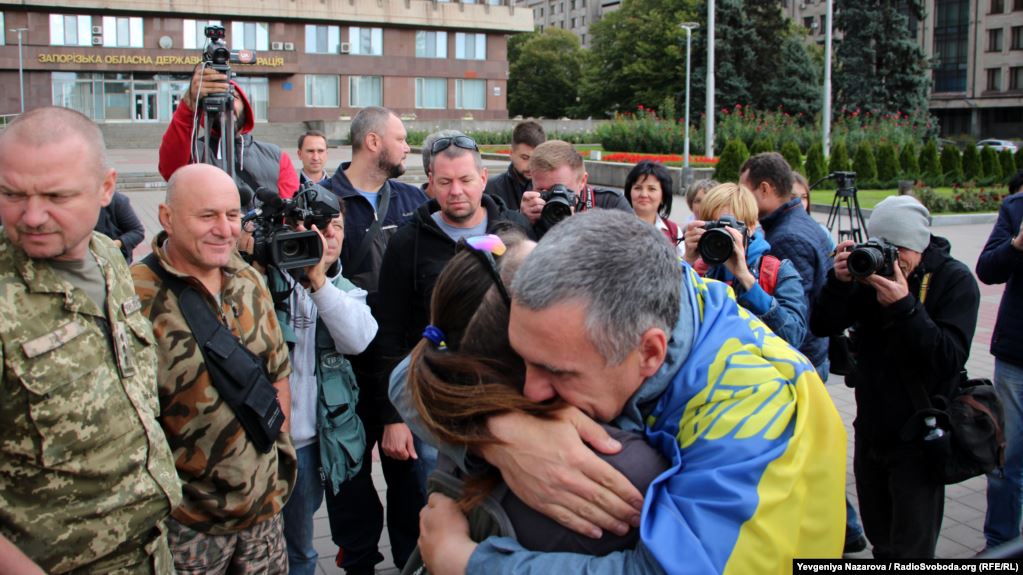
left=324, top=423, right=425, bottom=571
left=854, top=436, right=945, bottom=558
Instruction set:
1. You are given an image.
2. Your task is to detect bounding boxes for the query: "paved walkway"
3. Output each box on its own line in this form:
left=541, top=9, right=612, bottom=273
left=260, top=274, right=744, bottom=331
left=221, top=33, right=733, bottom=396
left=109, top=147, right=1007, bottom=571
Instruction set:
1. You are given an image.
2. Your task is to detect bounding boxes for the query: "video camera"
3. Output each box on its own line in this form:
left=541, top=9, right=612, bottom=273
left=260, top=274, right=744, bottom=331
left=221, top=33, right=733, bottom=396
left=202, top=25, right=256, bottom=71
left=539, top=184, right=578, bottom=228
left=847, top=238, right=899, bottom=278
left=832, top=171, right=857, bottom=197
left=699, top=215, right=748, bottom=265
left=242, top=182, right=341, bottom=271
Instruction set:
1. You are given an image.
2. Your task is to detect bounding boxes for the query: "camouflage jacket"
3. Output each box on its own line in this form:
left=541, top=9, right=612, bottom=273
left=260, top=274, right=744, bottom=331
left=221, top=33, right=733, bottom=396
left=131, top=232, right=296, bottom=534
left=0, top=232, right=181, bottom=573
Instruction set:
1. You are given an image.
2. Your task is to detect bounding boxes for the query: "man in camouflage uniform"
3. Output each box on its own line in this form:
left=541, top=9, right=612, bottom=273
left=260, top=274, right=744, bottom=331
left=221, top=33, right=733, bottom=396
left=131, top=163, right=297, bottom=574
left=0, top=107, right=182, bottom=574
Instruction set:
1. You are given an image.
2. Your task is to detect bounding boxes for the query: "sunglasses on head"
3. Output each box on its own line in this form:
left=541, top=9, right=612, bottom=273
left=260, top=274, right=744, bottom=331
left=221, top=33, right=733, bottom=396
left=431, top=136, right=479, bottom=155
left=456, top=234, right=512, bottom=307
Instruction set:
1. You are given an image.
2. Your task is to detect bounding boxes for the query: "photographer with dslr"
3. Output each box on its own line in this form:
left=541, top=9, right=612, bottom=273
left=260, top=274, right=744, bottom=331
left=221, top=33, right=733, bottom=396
left=810, top=195, right=980, bottom=559
left=517, top=140, right=632, bottom=237
left=159, top=27, right=298, bottom=202
left=682, top=183, right=807, bottom=348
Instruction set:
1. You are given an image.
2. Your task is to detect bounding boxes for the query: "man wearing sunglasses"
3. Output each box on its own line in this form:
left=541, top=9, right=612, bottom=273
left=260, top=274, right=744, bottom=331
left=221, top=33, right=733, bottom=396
left=374, top=135, right=534, bottom=482
left=322, top=107, right=428, bottom=575
left=518, top=140, right=633, bottom=236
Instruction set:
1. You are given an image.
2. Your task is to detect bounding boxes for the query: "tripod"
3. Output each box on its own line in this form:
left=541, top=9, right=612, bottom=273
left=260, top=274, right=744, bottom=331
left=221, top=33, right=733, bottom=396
left=820, top=172, right=867, bottom=244
left=197, top=83, right=237, bottom=183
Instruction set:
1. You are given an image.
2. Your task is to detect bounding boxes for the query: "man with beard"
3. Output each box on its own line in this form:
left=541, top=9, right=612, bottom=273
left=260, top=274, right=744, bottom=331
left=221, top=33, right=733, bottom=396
left=323, top=106, right=429, bottom=575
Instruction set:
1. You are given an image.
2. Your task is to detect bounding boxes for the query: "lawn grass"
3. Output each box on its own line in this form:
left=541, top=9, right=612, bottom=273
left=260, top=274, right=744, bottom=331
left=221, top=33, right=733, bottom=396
left=811, top=187, right=1008, bottom=211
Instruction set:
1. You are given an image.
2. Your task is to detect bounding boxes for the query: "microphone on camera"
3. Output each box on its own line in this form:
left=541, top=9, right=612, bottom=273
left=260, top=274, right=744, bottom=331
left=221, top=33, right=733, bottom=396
left=255, top=187, right=283, bottom=210
left=237, top=181, right=255, bottom=208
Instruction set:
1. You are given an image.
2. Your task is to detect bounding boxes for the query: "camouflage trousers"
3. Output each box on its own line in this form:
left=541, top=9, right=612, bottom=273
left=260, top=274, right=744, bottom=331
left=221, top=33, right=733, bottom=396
left=166, top=514, right=288, bottom=575
left=65, top=522, right=173, bottom=575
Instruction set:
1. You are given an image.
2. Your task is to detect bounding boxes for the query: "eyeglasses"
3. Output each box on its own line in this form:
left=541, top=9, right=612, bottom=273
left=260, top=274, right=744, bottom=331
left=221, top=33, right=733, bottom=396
left=431, top=136, right=479, bottom=155
left=456, top=234, right=512, bottom=307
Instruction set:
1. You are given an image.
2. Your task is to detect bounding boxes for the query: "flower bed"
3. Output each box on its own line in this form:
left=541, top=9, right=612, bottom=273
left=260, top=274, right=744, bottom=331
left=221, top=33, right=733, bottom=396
left=601, top=152, right=718, bottom=165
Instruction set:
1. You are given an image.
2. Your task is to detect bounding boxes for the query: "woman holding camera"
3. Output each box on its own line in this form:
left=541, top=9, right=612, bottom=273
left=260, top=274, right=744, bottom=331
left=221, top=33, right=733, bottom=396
left=682, top=183, right=808, bottom=349
left=624, top=160, right=684, bottom=257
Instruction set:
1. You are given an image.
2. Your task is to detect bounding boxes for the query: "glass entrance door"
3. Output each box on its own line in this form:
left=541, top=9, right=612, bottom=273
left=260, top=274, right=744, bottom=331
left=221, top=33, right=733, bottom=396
left=134, top=90, right=158, bottom=121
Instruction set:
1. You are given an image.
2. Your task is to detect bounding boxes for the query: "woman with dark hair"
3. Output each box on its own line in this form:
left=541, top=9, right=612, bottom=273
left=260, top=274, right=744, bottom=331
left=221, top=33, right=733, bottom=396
left=623, top=160, right=683, bottom=256
left=402, top=230, right=668, bottom=572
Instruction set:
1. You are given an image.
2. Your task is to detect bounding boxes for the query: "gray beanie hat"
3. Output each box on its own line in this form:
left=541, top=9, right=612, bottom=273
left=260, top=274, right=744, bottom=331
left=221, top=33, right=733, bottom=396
left=867, top=195, right=931, bottom=252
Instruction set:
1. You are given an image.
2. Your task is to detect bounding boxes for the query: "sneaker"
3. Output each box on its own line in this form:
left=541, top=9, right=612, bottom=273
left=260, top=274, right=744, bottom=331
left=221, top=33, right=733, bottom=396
left=336, top=549, right=376, bottom=575
left=844, top=534, right=868, bottom=554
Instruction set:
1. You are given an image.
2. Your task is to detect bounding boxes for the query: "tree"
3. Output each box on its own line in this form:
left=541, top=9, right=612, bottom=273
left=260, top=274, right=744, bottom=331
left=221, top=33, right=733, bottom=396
left=782, top=140, right=804, bottom=175
left=715, top=138, right=750, bottom=182
left=1016, top=149, right=1023, bottom=171
left=962, top=144, right=983, bottom=182
left=507, top=29, right=583, bottom=119
left=834, top=0, right=928, bottom=116
left=981, top=146, right=1002, bottom=183
left=919, top=139, right=942, bottom=186
left=875, top=142, right=900, bottom=185
left=829, top=139, right=850, bottom=173
left=940, top=146, right=963, bottom=184
left=900, top=142, right=920, bottom=180
left=805, top=142, right=827, bottom=183
left=853, top=142, right=878, bottom=186
left=751, top=137, right=776, bottom=155
left=1000, top=150, right=1017, bottom=184
left=758, top=33, right=822, bottom=119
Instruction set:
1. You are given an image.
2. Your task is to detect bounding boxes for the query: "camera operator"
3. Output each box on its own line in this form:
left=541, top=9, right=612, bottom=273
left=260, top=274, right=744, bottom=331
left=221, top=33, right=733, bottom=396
left=810, top=195, right=980, bottom=559
left=517, top=140, right=632, bottom=237
left=159, top=64, right=299, bottom=201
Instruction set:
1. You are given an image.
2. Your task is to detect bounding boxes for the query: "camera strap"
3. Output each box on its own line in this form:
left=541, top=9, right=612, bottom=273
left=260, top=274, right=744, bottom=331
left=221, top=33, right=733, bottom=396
left=348, top=180, right=391, bottom=275
left=141, top=254, right=284, bottom=453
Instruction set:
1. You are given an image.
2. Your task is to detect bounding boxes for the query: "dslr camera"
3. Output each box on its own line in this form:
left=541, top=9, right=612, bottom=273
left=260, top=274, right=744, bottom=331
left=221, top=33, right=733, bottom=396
left=243, top=182, right=341, bottom=271
left=847, top=239, right=899, bottom=278
left=699, top=215, right=748, bottom=265
left=539, top=184, right=578, bottom=228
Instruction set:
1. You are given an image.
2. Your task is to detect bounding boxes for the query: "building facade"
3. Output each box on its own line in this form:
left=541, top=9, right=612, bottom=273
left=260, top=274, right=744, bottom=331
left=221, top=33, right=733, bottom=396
left=523, top=0, right=618, bottom=48
left=0, top=0, right=533, bottom=124
left=786, top=0, right=1022, bottom=139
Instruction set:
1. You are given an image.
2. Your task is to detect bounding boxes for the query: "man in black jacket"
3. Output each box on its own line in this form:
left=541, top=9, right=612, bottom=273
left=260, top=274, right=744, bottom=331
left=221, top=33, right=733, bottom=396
left=811, top=195, right=980, bottom=559
left=484, top=120, right=545, bottom=211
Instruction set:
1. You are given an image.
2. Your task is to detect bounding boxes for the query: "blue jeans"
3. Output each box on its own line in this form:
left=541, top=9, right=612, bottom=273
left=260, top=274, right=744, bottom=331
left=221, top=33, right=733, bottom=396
left=985, top=359, right=1023, bottom=548
left=414, top=435, right=438, bottom=499
left=282, top=443, right=324, bottom=575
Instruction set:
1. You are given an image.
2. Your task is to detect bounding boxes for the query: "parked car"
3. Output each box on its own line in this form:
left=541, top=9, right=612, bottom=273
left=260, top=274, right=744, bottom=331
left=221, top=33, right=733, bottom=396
left=976, top=139, right=1019, bottom=153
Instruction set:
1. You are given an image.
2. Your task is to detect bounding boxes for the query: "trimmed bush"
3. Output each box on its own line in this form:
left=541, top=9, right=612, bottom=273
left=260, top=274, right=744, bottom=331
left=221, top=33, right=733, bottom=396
left=1000, top=150, right=1016, bottom=184
left=900, top=142, right=920, bottom=180
left=714, top=138, right=750, bottom=183
left=940, top=146, right=963, bottom=184
left=853, top=142, right=878, bottom=186
left=981, top=146, right=1002, bottom=183
left=750, top=137, right=776, bottom=155
left=1016, top=149, right=1023, bottom=171
left=962, top=144, right=983, bottom=182
left=875, top=142, right=900, bottom=185
left=805, top=142, right=827, bottom=184
left=781, top=141, right=804, bottom=174
left=919, top=139, right=943, bottom=186
left=829, top=139, right=850, bottom=174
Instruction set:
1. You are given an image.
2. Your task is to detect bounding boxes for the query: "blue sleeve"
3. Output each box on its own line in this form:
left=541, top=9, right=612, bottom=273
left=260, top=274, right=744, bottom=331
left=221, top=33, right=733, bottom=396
left=976, top=199, right=1023, bottom=285
left=388, top=355, right=471, bottom=470
left=468, top=536, right=665, bottom=575
left=746, top=260, right=808, bottom=349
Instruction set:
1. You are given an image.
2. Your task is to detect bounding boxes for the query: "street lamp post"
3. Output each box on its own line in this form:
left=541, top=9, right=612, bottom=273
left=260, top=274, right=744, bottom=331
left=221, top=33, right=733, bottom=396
left=10, top=28, right=28, bottom=114
left=705, top=0, right=715, bottom=159
left=680, top=22, right=698, bottom=189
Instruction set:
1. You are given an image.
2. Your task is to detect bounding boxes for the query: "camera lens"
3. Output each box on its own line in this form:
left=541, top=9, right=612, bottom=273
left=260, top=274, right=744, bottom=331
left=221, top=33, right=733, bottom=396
left=540, top=202, right=572, bottom=227
left=698, top=228, right=734, bottom=265
left=280, top=239, right=303, bottom=258
left=847, top=246, right=883, bottom=278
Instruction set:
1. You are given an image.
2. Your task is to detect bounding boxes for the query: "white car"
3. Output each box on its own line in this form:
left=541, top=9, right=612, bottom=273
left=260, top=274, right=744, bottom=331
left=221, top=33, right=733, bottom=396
left=976, top=139, right=1019, bottom=153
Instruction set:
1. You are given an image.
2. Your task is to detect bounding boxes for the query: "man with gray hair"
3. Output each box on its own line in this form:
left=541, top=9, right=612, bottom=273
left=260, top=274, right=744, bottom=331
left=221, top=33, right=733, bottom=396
left=419, top=129, right=467, bottom=198
left=324, top=107, right=429, bottom=574
left=396, top=209, right=847, bottom=573
left=0, top=107, right=181, bottom=573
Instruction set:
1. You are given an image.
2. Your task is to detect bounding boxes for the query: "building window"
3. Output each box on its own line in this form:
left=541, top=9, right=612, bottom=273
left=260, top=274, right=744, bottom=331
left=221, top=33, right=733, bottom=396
left=305, top=25, right=340, bottom=54
left=0, top=14, right=5, bottom=46
left=988, top=28, right=1004, bottom=51
left=350, top=27, right=383, bottom=56
left=1015, top=0, right=1023, bottom=10
left=991, top=0, right=1005, bottom=12
left=803, top=16, right=814, bottom=31
left=819, top=15, right=826, bottom=32
left=350, top=76, right=382, bottom=107
left=933, top=0, right=969, bottom=93
left=49, top=14, right=92, bottom=47
left=101, top=17, right=143, bottom=48
left=1010, top=67, right=1023, bottom=90
left=232, top=76, right=268, bottom=121
left=455, top=79, right=485, bottom=110
left=416, top=31, right=447, bottom=58
left=987, top=67, right=1003, bottom=91
left=231, top=21, right=269, bottom=51
left=1012, top=26, right=1023, bottom=49
left=455, top=33, right=486, bottom=60
left=183, top=19, right=222, bottom=50
left=305, top=74, right=340, bottom=107
left=415, top=78, right=447, bottom=109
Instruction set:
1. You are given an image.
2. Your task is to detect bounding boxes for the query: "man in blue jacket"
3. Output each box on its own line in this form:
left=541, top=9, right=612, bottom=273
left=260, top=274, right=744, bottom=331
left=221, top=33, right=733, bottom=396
left=324, top=106, right=429, bottom=575
left=981, top=170, right=1023, bottom=551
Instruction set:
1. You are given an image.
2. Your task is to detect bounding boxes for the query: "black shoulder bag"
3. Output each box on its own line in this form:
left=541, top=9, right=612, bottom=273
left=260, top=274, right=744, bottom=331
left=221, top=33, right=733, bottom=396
left=142, top=254, right=284, bottom=453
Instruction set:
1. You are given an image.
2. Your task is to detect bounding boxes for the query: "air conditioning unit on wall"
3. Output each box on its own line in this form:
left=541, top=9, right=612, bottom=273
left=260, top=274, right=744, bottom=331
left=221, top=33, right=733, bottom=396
left=271, top=41, right=283, bottom=50
left=283, top=42, right=295, bottom=51
left=91, top=25, right=103, bottom=35
left=91, top=36, right=103, bottom=45
left=339, top=42, right=351, bottom=54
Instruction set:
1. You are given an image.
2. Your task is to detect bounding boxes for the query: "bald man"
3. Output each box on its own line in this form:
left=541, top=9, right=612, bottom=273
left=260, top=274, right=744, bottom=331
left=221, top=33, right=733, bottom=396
left=0, top=107, right=181, bottom=574
left=131, top=164, right=297, bottom=575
